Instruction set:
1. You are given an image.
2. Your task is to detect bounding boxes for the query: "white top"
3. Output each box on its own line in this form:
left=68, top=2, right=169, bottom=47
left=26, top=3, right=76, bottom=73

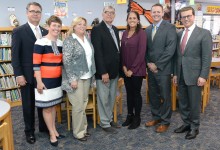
left=72, top=33, right=93, bottom=79
left=0, top=100, right=10, bottom=118
left=181, top=23, right=196, bottom=45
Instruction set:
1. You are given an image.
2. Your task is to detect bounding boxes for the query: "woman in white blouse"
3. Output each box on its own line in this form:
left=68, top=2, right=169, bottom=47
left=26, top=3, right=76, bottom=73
left=62, top=17, right=96, bottom=142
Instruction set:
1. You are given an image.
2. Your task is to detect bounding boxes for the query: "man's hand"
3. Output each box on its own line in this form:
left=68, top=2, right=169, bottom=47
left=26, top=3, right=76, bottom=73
left=197, top=77, right=206, bottom=86
left=102, top=73, right=109, bottom=83
left=71, top=81, right=78, bottom=89
left=147, top=63, right=158, bottom=73
left=16, top=76, right=27, bottom=86
left=173, top=75, right=178, bottom=86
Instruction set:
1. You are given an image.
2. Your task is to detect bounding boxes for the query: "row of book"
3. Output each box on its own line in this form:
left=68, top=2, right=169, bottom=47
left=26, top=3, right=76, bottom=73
left=0, top=63, right=14, bottom=75
left=0, top=48, right=11, bottom=61
left=213, top=42, right=219, bottom=50
left=0, top=89, right=21, bottom=102
left=0, top=76, right=17, bottom=89
left=0, top=33, right=12, bottom=46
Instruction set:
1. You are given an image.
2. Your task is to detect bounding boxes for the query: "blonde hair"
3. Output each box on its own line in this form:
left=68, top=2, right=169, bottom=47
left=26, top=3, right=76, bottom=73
left=68, top=17, right=87, bottom=36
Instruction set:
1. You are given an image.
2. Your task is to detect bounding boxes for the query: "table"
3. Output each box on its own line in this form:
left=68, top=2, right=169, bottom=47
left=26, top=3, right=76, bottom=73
left=0, top=100, right=14, bottom=150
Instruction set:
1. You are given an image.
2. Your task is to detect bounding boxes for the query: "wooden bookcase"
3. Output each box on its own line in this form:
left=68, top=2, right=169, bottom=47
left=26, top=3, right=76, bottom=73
left=212, top=39, right=220, bottom=58
left=0, top=26, right=22, bottom=107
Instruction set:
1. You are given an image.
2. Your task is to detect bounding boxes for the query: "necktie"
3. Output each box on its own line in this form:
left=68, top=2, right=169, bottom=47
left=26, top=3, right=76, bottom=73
left=152, top=25, right=157, bottom=40
left=35, top=27, right=42, bottom=39
left=109, top=28, right=119, bottom=51
left=180, top=28, right=189, bottom=54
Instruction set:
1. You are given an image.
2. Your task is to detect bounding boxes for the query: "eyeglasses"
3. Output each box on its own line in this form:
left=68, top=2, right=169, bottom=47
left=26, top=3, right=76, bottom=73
left=28, top=10, right=42, bottom=15
left=181, top=15, right=193, bottom=20
left=104, top=11, right=115, bottom=15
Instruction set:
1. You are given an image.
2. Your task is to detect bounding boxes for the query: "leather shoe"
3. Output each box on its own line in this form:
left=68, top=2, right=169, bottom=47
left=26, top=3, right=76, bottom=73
left=185, top=129, right=199, bottom=140
left=84, top=133, right=91, bottom=137
left=145, top=120, right=161, bottom=127
left=174, top=125, right=190, bottom=133
left=26, top=134, right=36, bottom=144
left=77, top=137, right=87, bottom=141
left=56, top=134, right=65, bottom=139
left=155, top=125, right=169, bottom=133
left=50, top=140, right=58, bottom=147
left=102, top=127, right=118, bottom=134
left=110, top=121, right=121, bottom=128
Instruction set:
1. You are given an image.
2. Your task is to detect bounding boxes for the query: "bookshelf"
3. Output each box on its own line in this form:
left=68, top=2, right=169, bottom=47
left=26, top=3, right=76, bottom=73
left=212, top=39, right=220, bottom=58
left=0, top=27, right=22, bottom=107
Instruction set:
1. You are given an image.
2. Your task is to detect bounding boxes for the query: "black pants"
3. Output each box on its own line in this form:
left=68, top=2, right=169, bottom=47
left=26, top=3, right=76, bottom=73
left=124, top=76, right=143, bottom=116
left=148, top=71, right=172, bottom=125
left=20, top=83, right=47, bottom=135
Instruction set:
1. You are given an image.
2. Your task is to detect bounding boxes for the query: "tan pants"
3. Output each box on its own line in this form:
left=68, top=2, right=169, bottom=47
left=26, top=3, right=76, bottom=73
left=67, top=79, right=91, bottom=139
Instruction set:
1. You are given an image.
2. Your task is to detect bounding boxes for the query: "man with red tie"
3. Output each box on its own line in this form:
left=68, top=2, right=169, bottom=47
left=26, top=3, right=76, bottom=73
left=173, top=6, right=212, bottom=140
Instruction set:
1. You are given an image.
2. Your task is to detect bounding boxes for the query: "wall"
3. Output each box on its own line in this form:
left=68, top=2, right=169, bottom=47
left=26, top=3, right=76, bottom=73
left=0, top=0, right=156, bottom=27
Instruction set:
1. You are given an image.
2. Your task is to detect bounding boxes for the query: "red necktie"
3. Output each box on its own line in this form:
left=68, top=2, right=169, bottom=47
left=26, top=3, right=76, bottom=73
left=181, top=28, right=189, bottom=54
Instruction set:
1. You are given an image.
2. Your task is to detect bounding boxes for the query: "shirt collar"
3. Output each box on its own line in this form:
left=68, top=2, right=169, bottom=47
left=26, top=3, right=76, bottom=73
left=28, top=21, right=40, bottom=30
left=185, top=23, right=196, bottom=31
left=104, top=21, right=113, bottom=29
left=153, top=19, right=163, bottom=28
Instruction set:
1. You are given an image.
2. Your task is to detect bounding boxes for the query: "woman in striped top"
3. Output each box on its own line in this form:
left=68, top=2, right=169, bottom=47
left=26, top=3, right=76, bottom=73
left=33, top=15, right=64, bottom=147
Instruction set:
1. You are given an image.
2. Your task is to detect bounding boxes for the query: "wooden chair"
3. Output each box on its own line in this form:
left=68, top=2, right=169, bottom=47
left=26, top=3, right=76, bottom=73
left=201, top=69, right=212, bottom=113
left=66, top=87, right=97, bottom=130
left=56, top=93, right=68, bottom=123
left=210, top=68, right=220, bottom=88
left=113, top=78, right=124, bottom=122
left=0, top=122, right=9, bottom=150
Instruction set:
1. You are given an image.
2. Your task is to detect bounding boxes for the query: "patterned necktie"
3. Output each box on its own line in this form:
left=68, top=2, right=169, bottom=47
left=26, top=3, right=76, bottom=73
left=180, top=28, right=189, bottom=54
left=35, top=27, right=42, bottom=39
left=152, top=25, right=157, bottom=40
left=109, top=27, right=119, bottom=51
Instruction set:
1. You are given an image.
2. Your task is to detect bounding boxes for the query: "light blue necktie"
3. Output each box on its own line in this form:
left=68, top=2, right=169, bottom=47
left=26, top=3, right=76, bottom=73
left=109, top=28, right=119, bottom=51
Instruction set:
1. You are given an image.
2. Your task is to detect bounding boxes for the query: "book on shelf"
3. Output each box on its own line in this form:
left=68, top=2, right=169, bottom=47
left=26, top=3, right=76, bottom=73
left=0, top=48, right=11, bottom=60
left=1, top=89, right=21, bottom=102
left=0, top=32, right=12, bottom=46
left=0, top=76, right=18, bottom=89
left=0, top=63, right=13, bottom=75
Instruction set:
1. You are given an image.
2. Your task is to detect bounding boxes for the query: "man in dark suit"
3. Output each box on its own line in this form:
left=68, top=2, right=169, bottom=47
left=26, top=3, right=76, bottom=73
left=91, top=5, right=121, bottom=134
left=11, top=2, right=48, bottom=144
left=145, top=3, right=177, bottom=133
left=173, top=6, right=212, bottom=140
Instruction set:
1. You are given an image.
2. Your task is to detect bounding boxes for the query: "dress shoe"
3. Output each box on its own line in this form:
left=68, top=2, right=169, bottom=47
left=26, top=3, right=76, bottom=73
left=102, top=127, right=118, bottom=134
left=145, top=120, right=161, bottom=127
left=26, top=134, right=36, bottom=144
left=174, top=125, right=190, bottom=133
left=185, top=129, right=199, bottom=140
left=77, top=137, right=87, bottom=142
left=122, top=114, right=134, bottom=126
left=50, top=140, right=58, bottom=147
left=56, top=134, right=65, bottom=139
left=128, top=116, right=141, bottom=130
left=155, top=125, right=169, bottom=133
left=84, top=133, right=91, bottom=137
left=110, top=121, right=121, bottom=128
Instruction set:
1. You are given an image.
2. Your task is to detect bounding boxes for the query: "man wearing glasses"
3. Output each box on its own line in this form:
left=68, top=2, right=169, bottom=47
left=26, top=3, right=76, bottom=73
left=91, top=6, right=121, bottom=134
left=12, top=2, right=48, bottom=144
left=173, top=6, right=212, bottom=140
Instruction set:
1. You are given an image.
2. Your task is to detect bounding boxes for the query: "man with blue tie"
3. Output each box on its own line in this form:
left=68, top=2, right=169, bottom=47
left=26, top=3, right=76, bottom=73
left=173, top=6, right=212, bottom=140
left=145, top=3, right=177, bottom=133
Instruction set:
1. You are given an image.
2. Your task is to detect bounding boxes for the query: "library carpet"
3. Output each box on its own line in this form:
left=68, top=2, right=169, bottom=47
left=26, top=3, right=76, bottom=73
left=10, top=81, right=220, bottom=150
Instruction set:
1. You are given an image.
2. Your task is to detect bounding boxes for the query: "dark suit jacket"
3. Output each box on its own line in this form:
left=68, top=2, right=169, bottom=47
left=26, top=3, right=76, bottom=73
left=145, top=20, right=177, bottom=75
left=91, top=21, right=120, bottom=79
left=12, top=23, right=48, bottom=84
left=174, top=26, right=212, bottom=85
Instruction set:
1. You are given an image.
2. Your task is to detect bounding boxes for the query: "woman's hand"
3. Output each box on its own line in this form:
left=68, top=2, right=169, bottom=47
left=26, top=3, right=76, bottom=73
left=37, top=82, right=47, bottom=94
left=71, top=81, right=78, bottom=89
